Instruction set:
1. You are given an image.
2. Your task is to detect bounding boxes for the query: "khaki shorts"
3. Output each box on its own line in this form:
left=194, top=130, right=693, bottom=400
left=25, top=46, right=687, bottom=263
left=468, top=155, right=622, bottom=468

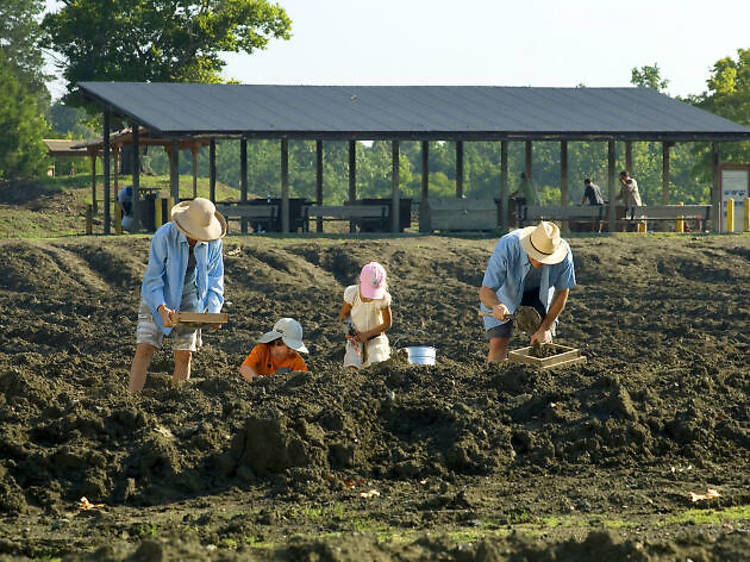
left=136, top=300, right=202, bottom=352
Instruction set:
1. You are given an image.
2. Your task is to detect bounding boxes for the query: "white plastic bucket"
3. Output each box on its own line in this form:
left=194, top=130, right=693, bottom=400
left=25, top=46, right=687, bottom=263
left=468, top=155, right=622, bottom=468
left=404, top=346, right=436, bottom=366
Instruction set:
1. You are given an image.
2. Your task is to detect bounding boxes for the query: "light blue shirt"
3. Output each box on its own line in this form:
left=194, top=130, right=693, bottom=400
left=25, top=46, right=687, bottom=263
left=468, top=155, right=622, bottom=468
left=480, top=229, right=576, bottom=330
left=141, top=222, right=224, bottom=335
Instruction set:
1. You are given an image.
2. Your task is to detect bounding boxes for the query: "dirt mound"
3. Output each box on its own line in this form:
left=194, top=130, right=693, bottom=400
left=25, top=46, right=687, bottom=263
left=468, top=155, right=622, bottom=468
left=0, top=234, right=749, bottom=559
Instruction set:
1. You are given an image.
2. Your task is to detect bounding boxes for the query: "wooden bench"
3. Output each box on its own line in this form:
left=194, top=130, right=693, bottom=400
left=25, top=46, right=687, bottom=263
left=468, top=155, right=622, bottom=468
left=303, top=205, right=389, bottom=231
left=422, top=198, right=498, bottom=232
left=621, top=205, right=711, bottom=231
left=522, top=205, right=604, bottom=227
left=215, top=202, right=279, bottom=233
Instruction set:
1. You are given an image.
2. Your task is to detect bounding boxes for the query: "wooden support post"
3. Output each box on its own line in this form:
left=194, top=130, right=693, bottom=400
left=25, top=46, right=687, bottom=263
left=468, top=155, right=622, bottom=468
left=456, top=140, right=464, bottom=198
left=711, top=142, right=720, bottom=232
left=112, top=145, right=120, bottom=194
left=209, top=139, right=216, bottom=203
left=316, top=140, right=323, bottom=233
left=114, top=202, right=122, bottom=234
left=525, top=140, right=532, bottom=179
left=419, top=141, right=429, bottom=233
left=85, top=204, right=93, bottom=235
left=625, top=141, right=633, bottom=176
left=169, top=139, right=180, bottom=201
left=348, top=140, right=356, bottom=233
left=240, top=137, right=248, bottom=234
left=500, top=140, right=508, bottom=231
left=131, top=122, right=140, bottom=232
left=392, top=140, right=400, bottom=233
left=90, top=153, right=97, bottom=214
left=281, top=138, right=289, bottom=233
left=662, top=141, right=670, bottom=205
left=607, top=140, right=616, bottom=233
left=192, top=146, right=199, bottom=199
left=103, top=107, right=111, bottom=234
left=560, top=140, right=569, bottom=232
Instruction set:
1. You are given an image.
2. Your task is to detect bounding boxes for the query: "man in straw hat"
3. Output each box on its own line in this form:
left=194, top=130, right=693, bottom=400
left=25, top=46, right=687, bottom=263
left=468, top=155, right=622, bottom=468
left=128, top=197, right=227, bottom=392
left=479, top=221, right=576, bottom=363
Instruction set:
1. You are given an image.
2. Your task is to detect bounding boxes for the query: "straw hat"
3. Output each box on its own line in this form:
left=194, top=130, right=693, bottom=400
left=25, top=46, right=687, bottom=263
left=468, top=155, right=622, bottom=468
left=519, top=221, right=568, bottom=265
left=258, top=318, right=309, bottom=354
left=170, top=198, right=227, bottom=241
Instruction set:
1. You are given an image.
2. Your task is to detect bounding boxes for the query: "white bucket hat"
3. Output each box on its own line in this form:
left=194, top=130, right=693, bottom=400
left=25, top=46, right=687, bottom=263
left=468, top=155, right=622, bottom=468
left=258, top=318, right=309, bottom=354
left=519, top=221, right=568, bottom=265
left=170, top=197, right=227, bottom=241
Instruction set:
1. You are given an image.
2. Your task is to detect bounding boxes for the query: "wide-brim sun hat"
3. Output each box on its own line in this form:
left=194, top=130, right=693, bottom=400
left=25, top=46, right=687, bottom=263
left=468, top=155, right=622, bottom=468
left=519, top=221, right=568, bottom=265
left=258, top=317, right=309, bottom=354
left=170, top=197, right=227, bottom=241
left=359, top=261, right=387, bottom=300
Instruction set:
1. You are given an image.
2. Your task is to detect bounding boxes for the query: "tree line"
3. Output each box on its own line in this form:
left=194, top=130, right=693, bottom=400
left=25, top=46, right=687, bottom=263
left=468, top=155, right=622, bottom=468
left=1, top=0, right=749, bottom=207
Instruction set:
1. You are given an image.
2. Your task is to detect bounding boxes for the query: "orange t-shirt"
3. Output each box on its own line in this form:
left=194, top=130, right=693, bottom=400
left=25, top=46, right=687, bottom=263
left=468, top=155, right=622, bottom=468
left=241, top=343, right=307, bottom=377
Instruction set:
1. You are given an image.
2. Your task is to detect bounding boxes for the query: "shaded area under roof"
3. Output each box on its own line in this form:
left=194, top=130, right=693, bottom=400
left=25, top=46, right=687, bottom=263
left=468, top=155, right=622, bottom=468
left=78, top=82, right=750, bottom=142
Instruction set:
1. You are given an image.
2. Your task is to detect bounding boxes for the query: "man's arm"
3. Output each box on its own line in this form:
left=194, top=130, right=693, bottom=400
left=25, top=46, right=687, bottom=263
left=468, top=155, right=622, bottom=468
left=530, top=289, right=570, bottom=345
left=479, top=285, right=510, bottom=320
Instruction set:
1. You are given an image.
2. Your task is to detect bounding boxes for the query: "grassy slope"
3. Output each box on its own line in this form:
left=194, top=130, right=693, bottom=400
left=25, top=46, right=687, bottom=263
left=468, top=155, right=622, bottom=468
left=0, top=174, right=241, bottom=239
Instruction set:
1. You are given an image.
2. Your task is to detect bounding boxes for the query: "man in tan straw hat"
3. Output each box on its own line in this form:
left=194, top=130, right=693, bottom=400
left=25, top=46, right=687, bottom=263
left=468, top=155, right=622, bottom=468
left=128, top=197, right=227, bottom=392
left=479, top=221, right=576, bottom=363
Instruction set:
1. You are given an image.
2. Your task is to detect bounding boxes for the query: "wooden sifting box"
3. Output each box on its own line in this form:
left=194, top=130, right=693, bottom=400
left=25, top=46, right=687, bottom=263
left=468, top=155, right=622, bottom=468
left=508, top=343, right=586, bottom=370
left=174, top=312, right=228, bottom=329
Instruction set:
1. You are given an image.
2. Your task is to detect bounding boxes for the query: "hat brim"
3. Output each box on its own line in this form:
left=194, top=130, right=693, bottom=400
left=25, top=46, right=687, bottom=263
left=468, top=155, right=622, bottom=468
left=518, top=226, right=568, bottom=265
left=258, top=330, right=309, bottom=354
left=171, top=201, right=227, bottom=242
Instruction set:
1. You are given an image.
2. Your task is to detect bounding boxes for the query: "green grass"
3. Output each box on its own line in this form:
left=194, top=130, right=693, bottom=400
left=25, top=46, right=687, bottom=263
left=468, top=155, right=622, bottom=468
left=666, top=504, right=750, bottom=525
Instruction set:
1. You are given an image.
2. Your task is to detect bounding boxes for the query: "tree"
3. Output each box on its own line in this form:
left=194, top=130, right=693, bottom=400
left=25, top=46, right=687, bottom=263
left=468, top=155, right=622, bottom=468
left=42, top=0, right=292, bottom=102
left=631, top=63, right=669, bottom=93
left=0, top=51, right=49, bottom=180
left=0, top=0, right=49, bottom=107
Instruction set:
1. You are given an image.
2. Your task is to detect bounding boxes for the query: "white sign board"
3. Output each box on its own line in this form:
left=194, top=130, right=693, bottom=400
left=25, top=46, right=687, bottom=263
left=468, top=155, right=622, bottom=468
left=720, top=168, right=748, bottom=232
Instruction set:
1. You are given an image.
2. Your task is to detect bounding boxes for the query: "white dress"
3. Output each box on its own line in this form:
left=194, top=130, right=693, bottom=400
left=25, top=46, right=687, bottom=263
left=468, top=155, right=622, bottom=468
left=343, top=284, right=391, bottom=368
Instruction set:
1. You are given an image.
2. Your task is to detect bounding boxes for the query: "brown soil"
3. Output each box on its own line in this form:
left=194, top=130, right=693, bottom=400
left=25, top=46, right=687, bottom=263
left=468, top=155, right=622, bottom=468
left=0, top=233, right=749, bottom=560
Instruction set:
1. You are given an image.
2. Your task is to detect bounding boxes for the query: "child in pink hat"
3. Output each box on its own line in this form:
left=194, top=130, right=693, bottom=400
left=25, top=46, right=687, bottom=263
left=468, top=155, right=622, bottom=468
left=338, top=262, right=393, bottom=369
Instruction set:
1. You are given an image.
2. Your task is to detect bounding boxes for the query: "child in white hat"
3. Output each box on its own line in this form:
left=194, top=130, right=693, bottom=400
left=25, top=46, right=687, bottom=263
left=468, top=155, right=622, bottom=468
left=338, top=262, right=393, bottom=369
left=239, top=318, right=308, bottom=382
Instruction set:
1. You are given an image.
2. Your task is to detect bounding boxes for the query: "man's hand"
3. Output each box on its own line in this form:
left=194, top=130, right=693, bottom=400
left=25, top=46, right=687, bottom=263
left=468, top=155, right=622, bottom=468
left=530, top=328, right=552, bottom=346
left=492, top=303, right=511, bottom=322
left=158, top=305, right=176, bottom=327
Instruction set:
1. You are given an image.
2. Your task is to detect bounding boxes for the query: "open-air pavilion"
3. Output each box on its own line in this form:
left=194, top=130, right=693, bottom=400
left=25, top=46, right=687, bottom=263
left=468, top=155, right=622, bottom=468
left=77, top=82, right=750, bottom=234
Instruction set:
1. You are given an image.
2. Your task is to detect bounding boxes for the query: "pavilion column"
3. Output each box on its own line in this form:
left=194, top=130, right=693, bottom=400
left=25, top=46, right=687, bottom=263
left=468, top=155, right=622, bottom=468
left=281, top=139, right=289, bottom=233
left=662, top=142, right=671, bottom=205
left=169, top=139, right=180, bottom=201
left=625, top=141, right=633, bottom=175
left=560, top=140, right=569, bottom=231
left=391, top=140, right=400, bottom=233
left=209, top=139, right=216, bottom=203
left=112, top=145, right=120, bottom=195
left=192, top=145, right=199, bottom=198
left=525, top=140, right=532, bottom=179
left=348, top=140, right=356, bottom=233
left=456, top=140, right=464, bottom=198
left=240, top=137, right=248, bottom=234
left=316, top=140, right=323, bottom=233
left=711, top=142, right=721, bottom=232
left=90, top=152, right=97, bottom=214
left=607, top=140, right=616, bottom=233
left=103, top=107, right=111, bottom=234
left=419, top=141, right=429, bottom=233
left=500, top=140, right=508, bottom=231
left=131, top=122, right=140, bottom=231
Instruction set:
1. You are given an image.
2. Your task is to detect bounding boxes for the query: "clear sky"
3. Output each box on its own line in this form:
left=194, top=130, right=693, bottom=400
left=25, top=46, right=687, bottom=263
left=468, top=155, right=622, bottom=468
left=45, top=0, right=750, bottom=99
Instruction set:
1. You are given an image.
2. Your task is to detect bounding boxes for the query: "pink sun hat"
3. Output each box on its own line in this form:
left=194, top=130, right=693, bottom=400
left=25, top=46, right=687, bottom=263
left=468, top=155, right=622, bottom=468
left=359, top=262, right=387, bottom=300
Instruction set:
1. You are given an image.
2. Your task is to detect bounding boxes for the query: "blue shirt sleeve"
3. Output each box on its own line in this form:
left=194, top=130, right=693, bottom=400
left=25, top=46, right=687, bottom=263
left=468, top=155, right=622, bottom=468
left=551, top=244, right=576, bottom=290
left=482, top=237, right=510, bottom=290
left=141, top=227, right=168, bottom=316
left=205, top=239, right=224, bottom=313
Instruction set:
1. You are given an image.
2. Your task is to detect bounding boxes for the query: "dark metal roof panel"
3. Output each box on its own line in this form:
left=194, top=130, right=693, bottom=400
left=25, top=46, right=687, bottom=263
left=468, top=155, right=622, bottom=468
left=77, top=82, right=750, bottom=139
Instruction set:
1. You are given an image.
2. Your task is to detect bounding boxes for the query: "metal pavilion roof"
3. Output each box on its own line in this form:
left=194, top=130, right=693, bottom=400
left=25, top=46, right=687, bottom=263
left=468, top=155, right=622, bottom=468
left=78, top=82, right=750, bottom=142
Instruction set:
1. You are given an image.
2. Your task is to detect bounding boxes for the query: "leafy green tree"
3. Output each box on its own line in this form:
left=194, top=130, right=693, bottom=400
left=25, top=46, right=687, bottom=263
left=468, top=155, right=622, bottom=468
left=0, top=0, right=49, bottom=107
left=0, top=51, right=49, bottom=180
left=42, top=0, right=292, bottom=102
left=631, top=63, right=669, bottom=92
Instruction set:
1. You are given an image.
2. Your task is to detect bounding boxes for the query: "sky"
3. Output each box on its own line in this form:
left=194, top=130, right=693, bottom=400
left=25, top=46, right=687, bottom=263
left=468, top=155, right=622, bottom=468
left=45, top=0, right=750, bottom=100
